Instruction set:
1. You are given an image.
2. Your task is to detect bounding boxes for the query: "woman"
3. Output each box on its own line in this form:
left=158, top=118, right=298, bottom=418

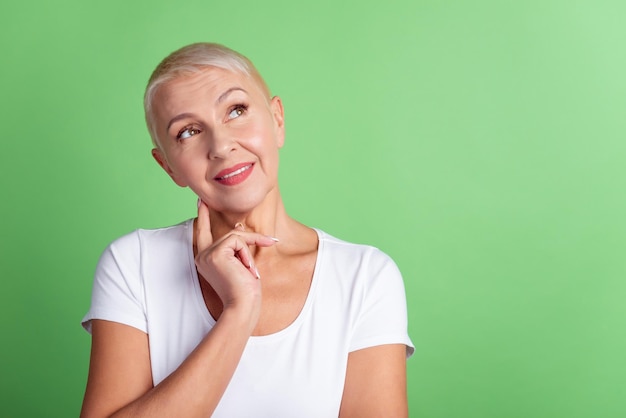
left=81, top=43, right=414, bottom=417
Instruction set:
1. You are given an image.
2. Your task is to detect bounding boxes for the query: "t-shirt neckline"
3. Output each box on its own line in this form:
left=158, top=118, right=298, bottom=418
left=184, top=218, right=324, bottom=343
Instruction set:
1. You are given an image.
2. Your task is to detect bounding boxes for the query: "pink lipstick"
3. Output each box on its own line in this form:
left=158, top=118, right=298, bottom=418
left=214, top=162, right=254, bottom=186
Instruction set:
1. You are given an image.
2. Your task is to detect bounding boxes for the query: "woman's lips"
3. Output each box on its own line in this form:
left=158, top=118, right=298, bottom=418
left=214, top=162, right=254, bottom=186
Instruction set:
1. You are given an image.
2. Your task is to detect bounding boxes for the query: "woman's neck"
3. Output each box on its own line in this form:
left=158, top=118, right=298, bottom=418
left=198, top=189, right=316, bottom=260
left=205, top=187, right=292, bottom=241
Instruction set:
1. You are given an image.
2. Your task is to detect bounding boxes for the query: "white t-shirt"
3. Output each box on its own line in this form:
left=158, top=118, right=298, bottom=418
left=83, top=219, right=414, bottom=417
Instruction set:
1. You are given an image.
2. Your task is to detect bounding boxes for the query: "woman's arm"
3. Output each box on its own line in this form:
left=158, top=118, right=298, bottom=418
left=339, top=344, right=409, bottom=418
left=81, top=202, right=276, bottom=418
left=80, top=321, right=152, bottom=417
left=81, top=305, right=255, bottom=418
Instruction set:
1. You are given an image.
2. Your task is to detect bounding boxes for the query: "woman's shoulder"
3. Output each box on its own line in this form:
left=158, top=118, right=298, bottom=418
left=314, top=228, right=398, bottom=271
left=96, top=219, right=194, bottom=270
left=105, top=219, right=193, bottom=250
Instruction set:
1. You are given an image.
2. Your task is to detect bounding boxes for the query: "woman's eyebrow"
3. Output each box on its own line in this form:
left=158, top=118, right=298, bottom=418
left=216, top=87, right=247, bottom=104
left=167, top=113, right=196, bottom=131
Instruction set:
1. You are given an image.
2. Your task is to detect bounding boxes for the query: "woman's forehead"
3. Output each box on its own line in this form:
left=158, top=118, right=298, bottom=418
left=159, top=67, right=265, bottom=101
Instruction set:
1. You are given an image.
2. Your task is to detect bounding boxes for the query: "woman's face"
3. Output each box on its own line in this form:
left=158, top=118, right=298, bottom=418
left=151, top=67, right=285, bottom=214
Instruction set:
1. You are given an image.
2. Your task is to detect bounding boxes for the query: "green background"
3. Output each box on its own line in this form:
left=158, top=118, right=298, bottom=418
left=1, top=0, right=625, bottom=417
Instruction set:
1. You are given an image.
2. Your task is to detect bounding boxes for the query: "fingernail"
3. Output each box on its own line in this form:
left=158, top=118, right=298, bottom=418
left=197, top=198, right=202, bottom=208
left=269, top=237, right=279, bottom=242
left=234, top=222, right=245, bottom=231
left=254, top=265, right=261, bottom=280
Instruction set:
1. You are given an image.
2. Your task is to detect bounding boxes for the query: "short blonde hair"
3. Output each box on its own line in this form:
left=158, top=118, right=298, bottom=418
left=144, top=42, right=270, bottom=148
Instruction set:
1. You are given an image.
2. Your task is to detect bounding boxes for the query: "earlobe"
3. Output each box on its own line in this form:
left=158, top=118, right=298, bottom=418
left=270, top=96, right=285, bottom=148
left=151, top=148, right=188, bottom=187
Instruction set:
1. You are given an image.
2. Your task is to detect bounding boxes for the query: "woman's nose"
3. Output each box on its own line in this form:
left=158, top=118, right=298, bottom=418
left=208, top=131, right=237, bottom=160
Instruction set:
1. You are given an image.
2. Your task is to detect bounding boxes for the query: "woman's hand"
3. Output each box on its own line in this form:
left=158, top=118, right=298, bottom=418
left=194, top=199, right=276, bottom=327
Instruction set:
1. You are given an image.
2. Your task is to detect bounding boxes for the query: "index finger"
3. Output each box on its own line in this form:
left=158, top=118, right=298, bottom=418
left=196, top=198, right=213, bottom=251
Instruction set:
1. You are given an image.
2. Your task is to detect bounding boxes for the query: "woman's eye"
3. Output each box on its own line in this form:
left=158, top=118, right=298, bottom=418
left=177, top=127, right=201, bottom=140
left=227, top=104, right=247, bottom=120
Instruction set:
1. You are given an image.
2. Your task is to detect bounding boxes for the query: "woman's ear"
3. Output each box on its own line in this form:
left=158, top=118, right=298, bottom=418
left=151, top=148, right=188, bottom=187
left=270, top=96, right=285, bottom=148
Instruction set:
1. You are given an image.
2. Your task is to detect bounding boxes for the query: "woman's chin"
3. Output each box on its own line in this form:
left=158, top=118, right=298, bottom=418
left=211, top=194, right=270, bottom=216
left=199, top=182, right=278, bottom=216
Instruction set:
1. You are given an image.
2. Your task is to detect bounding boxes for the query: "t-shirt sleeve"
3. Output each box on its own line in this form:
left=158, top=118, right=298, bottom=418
left=349, top=248, right=414, bottom=358
left=81, top=231, right=147, bottom=334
